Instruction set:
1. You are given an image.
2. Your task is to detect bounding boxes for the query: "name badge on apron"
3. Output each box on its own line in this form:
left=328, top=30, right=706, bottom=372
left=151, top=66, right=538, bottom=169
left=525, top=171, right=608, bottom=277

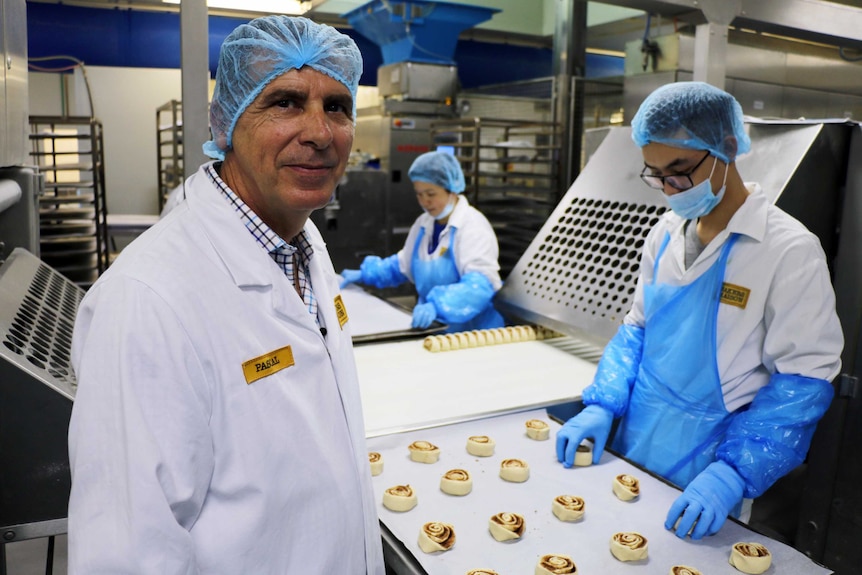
left=720, top=282, right=750, bottom=309
left=242, top=346, right=295, bottom=384
left=334, top=294, right=349, bottom=329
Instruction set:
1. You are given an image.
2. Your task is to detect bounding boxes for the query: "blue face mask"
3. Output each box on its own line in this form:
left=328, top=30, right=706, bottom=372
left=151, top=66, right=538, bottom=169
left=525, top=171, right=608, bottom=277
left=433, top=195, right=457, bottom=221
left=664, top=157, right=728, bottom=219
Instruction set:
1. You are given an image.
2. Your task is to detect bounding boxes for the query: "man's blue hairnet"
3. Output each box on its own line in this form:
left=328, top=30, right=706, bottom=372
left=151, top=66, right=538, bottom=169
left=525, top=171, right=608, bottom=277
left=408, top=151, right=466, bottom=194
left=631, top=81, right=750, bottom=163
left=203, top=16, right=363, bottom=160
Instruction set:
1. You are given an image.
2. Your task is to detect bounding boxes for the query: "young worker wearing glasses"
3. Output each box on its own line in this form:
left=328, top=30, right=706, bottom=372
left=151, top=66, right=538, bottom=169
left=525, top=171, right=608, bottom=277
left=556, top=82, right=843, bottom=540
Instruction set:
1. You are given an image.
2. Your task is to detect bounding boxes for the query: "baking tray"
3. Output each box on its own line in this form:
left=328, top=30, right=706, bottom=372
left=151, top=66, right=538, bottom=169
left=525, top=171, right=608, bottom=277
left=367, top=409, right=832, bottom=574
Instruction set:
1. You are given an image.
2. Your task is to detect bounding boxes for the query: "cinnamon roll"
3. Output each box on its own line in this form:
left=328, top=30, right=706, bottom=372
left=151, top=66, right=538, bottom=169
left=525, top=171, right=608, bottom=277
left=610, top=532, right=648, bottom=562
left=729, top=542, right=771, bottom=574
left=612, top=473, right=640, bottom=501
left=382, top=484, right=417, bottom=512
left=525, top=419, right=550, bottom=440
left=552, top=495, right=585, bottom=522
left=573, top=443, right=593, bottom=466
left=466, top=435, right=495, bottom=457
left=466, top=570, right=499, bottom=575
left=418, top=521, right=456, bottom=553
left=488, top=512, right=525, bottom=542
left=669, top=566, right=703, bottom=575
left=368, top=451, right=383, bottom=476
left=499, top=458, right=530, bottom=482
left=440, top=469, right=472, bottom=496
left=535, top=554, right=577, bottom=574
left=408, top=440, right=440, bottom=463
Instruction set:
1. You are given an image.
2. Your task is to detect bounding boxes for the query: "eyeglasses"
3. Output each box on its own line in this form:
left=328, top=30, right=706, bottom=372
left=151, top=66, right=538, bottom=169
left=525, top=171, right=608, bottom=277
left=640, top=152, right=712, bottom=191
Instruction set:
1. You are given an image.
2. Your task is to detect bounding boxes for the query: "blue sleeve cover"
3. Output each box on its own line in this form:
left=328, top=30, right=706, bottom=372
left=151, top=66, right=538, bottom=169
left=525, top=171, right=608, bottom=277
left=359, top=254, right=408, bottom=289
left=425, top=272, right=495, bottom=324
left=716, top=373, right=834, bottom=498
left=581, top=324, right=645, bottom=417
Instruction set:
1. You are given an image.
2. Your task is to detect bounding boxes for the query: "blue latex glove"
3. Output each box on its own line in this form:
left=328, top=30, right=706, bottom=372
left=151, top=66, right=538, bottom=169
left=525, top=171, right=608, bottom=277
left=359, top=254, right=408, bottom=289
left=412, top=302, right=437, bottom=329
left=555, top=405, right=613, bottom=468
left=665, top=461, right=745, bottom=539
left=425, top=272, right=496, bottom=324
left=339, top=268, right=362, bottom=289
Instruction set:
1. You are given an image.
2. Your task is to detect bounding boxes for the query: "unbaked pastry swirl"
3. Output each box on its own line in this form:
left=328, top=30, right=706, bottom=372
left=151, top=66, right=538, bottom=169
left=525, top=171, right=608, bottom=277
left=729, top=542, right=772, bottom=574
left=382, top=484, right=417, bottom=512
left=610, top=532, right=648, bottom=562
left=499, top=458, right=530, bottom=482
left=535, top=554, right=577, bottom=574
left=612, top=473, right=640, bottom=501
left=466, top=435, right=495, bottom=457
left=408, top=440, right=440, bottom=463
left=440, top=469, right=473, bottom=496
left=488, top=512, right=525, bottom=541
left=525, top=419, right=550, bottom=440
left=669, top=566, right=703, bottom=575
left=368, top=451, right=383, bottom=476
left=418, top=521, right=456, bottom=553
left=466, top=570, right=499, bottom=575
left=552, top=495, right=585, bottom=522
left=573, top=444, right=592, bottom=466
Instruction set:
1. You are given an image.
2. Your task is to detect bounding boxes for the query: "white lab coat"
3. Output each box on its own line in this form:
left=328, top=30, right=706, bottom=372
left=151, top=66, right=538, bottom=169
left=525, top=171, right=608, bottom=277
left=396, top=194, right=503, bottom=290
left=68, top=162, right=385, bottom=574
left=624, top=183, right=843, bottom=411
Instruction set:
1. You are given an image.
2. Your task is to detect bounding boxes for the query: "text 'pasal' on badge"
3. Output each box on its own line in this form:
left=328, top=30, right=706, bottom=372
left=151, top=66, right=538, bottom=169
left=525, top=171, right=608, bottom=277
left=720, top=282, right=750, bottom=309
left=242, top=346, right=295, bottom=384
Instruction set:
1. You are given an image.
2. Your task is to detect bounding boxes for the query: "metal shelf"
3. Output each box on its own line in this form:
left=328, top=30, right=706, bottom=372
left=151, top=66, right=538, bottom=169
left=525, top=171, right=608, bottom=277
left=431, top=117, right=562, bottom=278
left=156, top=100, right=183, bottom=213
left=29, top=116, right=109, bottom=288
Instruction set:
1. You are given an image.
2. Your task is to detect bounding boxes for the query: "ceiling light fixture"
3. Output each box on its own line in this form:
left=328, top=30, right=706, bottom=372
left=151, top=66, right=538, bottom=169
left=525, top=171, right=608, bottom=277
left=162, top=0, right=310, bottom=15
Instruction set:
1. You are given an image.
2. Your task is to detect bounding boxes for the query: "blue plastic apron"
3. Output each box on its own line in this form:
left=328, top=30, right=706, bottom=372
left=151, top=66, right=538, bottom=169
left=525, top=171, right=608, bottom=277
left=612, top=232, right=740, bottom=488
left=412, top=226, right=503, bottom=333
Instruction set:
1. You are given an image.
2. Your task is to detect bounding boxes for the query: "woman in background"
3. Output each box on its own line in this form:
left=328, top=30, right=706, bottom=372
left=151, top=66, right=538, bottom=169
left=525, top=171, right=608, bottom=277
left=340, top=151, right=505, bottom=333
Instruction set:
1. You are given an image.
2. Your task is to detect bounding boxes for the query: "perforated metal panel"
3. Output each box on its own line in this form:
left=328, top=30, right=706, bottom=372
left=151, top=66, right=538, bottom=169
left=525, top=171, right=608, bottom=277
left=1, top=249, right=80, bottom=398
left=519, top=198, right=665, bottom=322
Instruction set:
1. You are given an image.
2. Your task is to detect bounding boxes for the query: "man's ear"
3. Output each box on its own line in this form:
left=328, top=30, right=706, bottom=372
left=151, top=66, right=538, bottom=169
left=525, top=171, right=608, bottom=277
left=723, top=135, right=738, bottom=162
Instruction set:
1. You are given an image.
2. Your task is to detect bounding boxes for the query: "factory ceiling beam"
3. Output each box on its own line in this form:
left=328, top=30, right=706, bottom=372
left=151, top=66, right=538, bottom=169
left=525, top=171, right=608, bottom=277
left=586, top=0, right=862, bottom=50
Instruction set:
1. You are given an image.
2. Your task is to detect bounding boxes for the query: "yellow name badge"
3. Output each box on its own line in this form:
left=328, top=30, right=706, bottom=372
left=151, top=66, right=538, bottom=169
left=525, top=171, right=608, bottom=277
left=242, top=346, right=295, bottom=385
left=334, top=294, right=349, bottom=329
left=720, top=282, right=751, bottom=309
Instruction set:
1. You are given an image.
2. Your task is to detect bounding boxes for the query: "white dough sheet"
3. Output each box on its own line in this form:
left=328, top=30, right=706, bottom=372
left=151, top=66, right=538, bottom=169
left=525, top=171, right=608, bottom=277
left=367, top=409, right=832, bottom=575
left=357, top=339, right=597, bottom=437
left=341, top=284, right=414, bottom=336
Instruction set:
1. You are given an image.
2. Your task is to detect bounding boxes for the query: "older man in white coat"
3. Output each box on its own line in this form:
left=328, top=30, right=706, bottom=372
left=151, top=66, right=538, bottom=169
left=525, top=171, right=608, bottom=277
left=67, top=16, right=385, bottom=574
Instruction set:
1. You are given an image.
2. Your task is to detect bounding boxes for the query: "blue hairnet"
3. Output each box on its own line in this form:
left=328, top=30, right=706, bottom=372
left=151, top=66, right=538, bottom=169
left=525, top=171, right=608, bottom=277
left=408, top=151, right=466, bottom=194
left=203, top=16, right=363, bottom=160
left=631, top=82, right=750, bottom=163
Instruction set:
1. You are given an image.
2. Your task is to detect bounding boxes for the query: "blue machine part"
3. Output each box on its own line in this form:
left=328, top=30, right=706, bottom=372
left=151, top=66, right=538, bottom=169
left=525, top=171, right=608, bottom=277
left=342, top=0, right=500, bottom=65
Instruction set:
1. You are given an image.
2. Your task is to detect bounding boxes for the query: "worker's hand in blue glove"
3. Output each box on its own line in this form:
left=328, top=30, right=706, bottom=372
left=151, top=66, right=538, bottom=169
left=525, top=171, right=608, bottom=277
left=411, top=302, right=437, bottom=329
left=555, top=404, right=613, bottom=468
left=339, top=269, right=362, bottom=289
left=665, top=460, right=745, bottom=540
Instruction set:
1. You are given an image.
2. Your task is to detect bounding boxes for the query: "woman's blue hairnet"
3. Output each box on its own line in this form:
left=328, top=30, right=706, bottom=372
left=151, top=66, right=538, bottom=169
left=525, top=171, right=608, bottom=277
left=631, top=81, right=750, bottom=163
left=408, top=151, right=466, bottom=194
left=203, top=16, right=363, bottom=160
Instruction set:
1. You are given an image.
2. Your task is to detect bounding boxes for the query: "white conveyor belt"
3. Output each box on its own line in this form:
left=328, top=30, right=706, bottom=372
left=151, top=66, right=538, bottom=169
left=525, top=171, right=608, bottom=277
left=368, top=408, right=832, bottom=575
left=357, top=338, right=597, bottom=437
